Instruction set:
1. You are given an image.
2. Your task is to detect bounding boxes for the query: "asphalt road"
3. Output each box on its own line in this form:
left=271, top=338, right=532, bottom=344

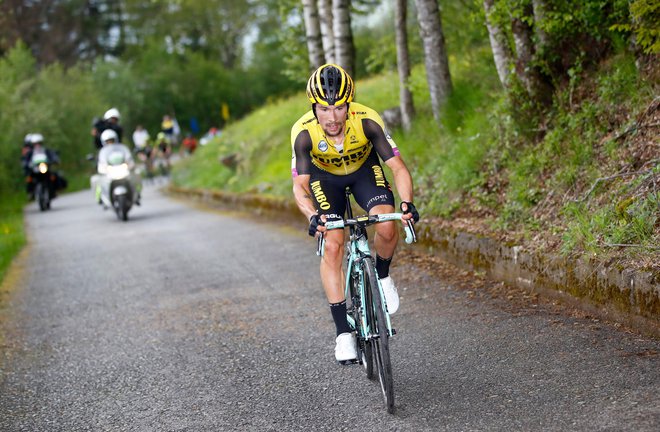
left=1, top=182, right=658, bottom=431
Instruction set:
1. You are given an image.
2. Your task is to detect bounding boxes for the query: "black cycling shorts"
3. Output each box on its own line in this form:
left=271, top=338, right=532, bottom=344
left=308, top=148, right=394, bottom=221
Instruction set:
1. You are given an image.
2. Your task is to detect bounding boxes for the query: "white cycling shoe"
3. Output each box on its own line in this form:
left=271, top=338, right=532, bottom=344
left=380, top=276, right=399, bottom=314
left=335, top=332, right=358, bottom=362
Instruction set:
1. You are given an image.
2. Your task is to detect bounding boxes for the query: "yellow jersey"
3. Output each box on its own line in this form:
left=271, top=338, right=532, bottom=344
left=290, top=102, right=399, bottom=177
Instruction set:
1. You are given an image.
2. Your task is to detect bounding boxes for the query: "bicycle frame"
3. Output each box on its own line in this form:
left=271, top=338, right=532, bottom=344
left=317, top=189, right=416, bottom=339
left=344, top=223, right=394, bottom=339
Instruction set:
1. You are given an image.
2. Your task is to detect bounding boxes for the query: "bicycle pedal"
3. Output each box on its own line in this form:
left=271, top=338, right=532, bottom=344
left=391, top=328, right=397, bottom=335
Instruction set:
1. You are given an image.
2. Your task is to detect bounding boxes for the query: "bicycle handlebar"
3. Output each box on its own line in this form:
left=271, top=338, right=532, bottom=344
left=323, top=212, right=417, bottom=244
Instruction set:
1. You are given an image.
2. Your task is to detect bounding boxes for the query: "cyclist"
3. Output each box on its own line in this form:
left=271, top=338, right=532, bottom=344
left=153, top=132, right=172, bottom=163
left=290, top=63, right=420, bottom=363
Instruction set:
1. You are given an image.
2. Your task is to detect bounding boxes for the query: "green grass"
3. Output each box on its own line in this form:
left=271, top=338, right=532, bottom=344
left=167, top=50, right=660, bottom=266
left=0, top=194, right=26, bottom=283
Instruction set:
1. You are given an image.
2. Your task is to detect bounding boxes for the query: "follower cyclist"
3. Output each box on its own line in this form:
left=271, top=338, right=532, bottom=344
left=290, top=64, right=420, bottom=363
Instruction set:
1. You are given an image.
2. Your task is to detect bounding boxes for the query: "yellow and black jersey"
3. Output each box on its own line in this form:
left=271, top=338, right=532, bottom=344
left=290, top=102, right=400, bottom=177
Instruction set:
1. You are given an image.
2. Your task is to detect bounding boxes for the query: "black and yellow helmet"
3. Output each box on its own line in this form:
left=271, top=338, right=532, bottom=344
left=306, top=63, right=355, bottom=106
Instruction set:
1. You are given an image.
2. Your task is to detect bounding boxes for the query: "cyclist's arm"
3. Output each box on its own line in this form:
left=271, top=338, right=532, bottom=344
left=363, top=118, right=414, bottom=211
left=384, top=156, right=414, bottom=205
left=291, top=130, right=318, bottom=221
left=362, top=118, right=399, bottom=162
left=293, top=174, right=319, bottom=222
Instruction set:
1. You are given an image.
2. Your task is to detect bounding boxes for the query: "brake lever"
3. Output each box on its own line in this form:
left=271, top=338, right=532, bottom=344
left=316, top=232, right=325, bottom=256
left=404, top=219, right=417, bottom=244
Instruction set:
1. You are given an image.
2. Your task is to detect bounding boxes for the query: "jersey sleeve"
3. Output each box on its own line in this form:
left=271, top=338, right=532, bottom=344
left=362, top=117, right=400, bottom=162
left=291, top=129, right=313, bottom=178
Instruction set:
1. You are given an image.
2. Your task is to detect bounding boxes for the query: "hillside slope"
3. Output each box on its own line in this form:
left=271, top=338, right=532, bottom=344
left=172, top=55, right=659, bottom=275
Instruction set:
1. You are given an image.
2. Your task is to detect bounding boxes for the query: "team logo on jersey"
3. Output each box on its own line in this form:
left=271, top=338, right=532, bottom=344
left=318, top=140, right=328, bottom=152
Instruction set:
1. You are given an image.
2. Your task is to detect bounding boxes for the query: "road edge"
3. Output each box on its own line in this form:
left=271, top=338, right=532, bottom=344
left=167, top=185, right=660, bottom=338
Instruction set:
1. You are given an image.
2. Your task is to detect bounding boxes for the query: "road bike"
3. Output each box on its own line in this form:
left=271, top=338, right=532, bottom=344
left=317, top=188, right=416, bottom=414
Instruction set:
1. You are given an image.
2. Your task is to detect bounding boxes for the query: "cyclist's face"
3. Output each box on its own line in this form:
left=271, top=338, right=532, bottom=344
left=317, top=103, right=347, bottom=137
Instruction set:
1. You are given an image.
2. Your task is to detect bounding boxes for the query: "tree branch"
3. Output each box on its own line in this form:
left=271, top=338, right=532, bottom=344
left=574, top=169, right=653, bottom=203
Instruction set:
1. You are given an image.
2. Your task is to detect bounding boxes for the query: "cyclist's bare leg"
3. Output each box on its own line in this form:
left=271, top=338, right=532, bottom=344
left=319, top=229, right=345, bottom=303
left=370, top=204, right=399, bottom=259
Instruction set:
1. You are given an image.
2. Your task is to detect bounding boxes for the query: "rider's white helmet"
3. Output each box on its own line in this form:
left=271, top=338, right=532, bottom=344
left=103, top=108, right=121, bottom=121
left=100, top=129, right=118, bottom=145
left=29, top=133, right=44, bottom=144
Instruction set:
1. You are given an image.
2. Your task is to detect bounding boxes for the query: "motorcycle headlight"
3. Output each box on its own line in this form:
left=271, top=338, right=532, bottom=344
left=38, top=162, right=48, bottom=174
left=107, top=163, right=130, bottom=180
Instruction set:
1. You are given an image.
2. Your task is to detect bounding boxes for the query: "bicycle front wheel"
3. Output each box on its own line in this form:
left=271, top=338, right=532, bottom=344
left=364, top=257, right=394, bottom=413
left=349, top=270, right=373, bottom=379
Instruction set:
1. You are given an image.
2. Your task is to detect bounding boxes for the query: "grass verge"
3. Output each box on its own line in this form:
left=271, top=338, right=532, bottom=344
left=0, top=194, right=26, bottom=285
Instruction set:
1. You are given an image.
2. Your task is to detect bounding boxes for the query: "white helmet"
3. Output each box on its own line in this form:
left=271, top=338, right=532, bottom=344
left=24, top=133, right=33, bottom=145
left=29, top=133, right=44, bottom=144
left=100, top=129, right=118, bottom=145
left=103, top=108, right=121, bottom=121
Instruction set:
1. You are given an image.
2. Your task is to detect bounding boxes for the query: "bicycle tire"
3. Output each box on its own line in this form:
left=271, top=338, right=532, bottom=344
left=36, top=182, right=49, bottom=211
left=349, top=266, right=373, bottom=379
left=364, top=257, right=395, bottom=413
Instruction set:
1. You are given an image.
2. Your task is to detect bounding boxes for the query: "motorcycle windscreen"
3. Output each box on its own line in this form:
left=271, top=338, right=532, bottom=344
left=107, top=151, right=126, bottom=165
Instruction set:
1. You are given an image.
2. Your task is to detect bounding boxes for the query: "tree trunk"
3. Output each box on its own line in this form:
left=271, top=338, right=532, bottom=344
left=531, top=0, right=550, bottom=51
left=483, top=0, right=513, bottom=88
left=332, top=0, right=355, bottom=77
left=395, top=0, right=415, bottom=131
left=302, top=0, right=325, bottom=70
left=317, top=0, right=335, bottom=64
left=511, top=3, right=551, bottom=106
left=414, top=0, right=453, bottom=122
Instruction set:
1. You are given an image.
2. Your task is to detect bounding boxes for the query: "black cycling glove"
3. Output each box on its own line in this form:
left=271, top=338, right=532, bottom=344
left=308, top=214, right=324, bottom=237
left=400, top=201, right=420, bottom=223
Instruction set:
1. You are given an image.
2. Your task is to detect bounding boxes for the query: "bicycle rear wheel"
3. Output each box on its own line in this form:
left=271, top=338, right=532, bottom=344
left=364, top=257, right=394, bottom=413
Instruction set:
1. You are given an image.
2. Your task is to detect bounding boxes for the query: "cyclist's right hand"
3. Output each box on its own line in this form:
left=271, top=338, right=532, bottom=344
left=308, top=214, right=325, bottom=237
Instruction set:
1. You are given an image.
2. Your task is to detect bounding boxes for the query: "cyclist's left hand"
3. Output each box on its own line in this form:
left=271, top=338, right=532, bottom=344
left=400, top=201, right=420, bottom=223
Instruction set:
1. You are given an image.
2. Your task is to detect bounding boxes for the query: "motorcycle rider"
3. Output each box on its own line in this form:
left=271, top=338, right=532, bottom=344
left=21, top=133, right=34, bottom=176
left=92, top=108, right=123, bottom=150
left=95, top=129, right=139, bottom=205
left=23, top=133, right=66, bottom=198
left=97, top=129, right=134, bottom=173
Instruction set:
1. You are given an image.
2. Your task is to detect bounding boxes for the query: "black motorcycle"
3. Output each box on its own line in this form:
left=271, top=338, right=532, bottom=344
left=28, top=152, right=57, bottom=211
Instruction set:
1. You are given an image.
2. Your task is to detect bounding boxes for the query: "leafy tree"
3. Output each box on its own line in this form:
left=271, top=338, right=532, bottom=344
left=0, top=0, right=121, bottom=66
left=121, top=0, right=256, bottom=68
left=0, top=43, right=105, bottom=194
left=611, top=0, right=660, bottom=54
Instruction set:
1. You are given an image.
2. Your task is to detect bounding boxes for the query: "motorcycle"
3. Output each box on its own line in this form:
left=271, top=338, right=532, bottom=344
left=98, top=151, right=141, bottom=221
left=28, top=151, right=57, bottom=211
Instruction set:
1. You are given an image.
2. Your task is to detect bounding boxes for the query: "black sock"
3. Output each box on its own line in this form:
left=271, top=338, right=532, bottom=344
left=329, top=301, right=352, bottom=336
left=376, top=255, right=392, bottom=278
